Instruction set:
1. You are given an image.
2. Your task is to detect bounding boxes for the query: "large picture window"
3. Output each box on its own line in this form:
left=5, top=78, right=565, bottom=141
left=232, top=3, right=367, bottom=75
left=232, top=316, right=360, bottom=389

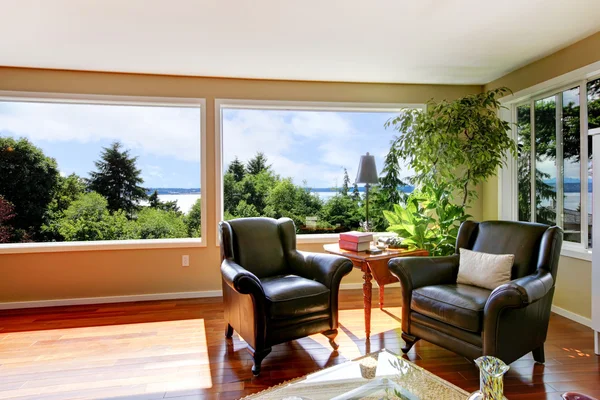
left=0, top=96, right=204, bottom=246
left=515, top=77, right=600, bottom=249
left=218, top=102, right=420, bottom=235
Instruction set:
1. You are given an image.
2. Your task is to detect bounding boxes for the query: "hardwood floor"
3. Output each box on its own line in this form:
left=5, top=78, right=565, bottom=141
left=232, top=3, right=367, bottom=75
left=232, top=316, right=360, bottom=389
left=0, top=289, right=597, bottom=400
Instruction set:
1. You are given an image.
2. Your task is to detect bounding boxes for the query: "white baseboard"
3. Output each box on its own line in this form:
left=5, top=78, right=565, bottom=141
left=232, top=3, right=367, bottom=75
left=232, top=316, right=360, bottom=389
left=0, top=284, right=383, bottom=310
left=551, top=305, right=592, bottom=328
left=0, top=290, right=222, bottom=310
left=2, top=285, right=587, bottom=331
left=340, top=283, right=363, bottom=290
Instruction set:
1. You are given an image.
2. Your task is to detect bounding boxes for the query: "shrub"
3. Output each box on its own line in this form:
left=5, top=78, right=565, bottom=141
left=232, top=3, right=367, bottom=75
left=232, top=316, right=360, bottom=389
left=57, top=192, right=134, bottom=241
left=132, top=208, right=187, bottom=239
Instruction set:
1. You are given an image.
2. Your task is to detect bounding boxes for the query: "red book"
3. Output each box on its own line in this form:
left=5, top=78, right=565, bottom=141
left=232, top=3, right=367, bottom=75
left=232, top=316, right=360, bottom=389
left=339, top=231, right=373, bottom=243
left=339, top=239, right=371, bottom=252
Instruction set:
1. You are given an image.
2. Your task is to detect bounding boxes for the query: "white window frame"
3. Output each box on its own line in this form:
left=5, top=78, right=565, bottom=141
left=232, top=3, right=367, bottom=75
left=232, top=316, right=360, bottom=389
left=498, top=60, right=600, bottom=261
left=0, top=91, right=207, bottom=253
left=214, top=99, right=425, bottom=246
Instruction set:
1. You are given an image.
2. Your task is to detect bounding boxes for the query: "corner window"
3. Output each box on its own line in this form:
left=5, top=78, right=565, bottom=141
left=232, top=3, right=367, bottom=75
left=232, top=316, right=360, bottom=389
left=515, top=82, right=594, bottom=248
left=0, top=96, right=204, bottom=247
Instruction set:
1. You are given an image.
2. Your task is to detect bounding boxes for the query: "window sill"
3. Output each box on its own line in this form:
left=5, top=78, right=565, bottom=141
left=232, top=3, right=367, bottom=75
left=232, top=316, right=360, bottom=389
left=560, top=242, right=592, bottom=261
left=0, top=238, right=205, bottom=254
left=297, top=233, right=340, bottom=244
left=295, top=231, right=396, bottom=245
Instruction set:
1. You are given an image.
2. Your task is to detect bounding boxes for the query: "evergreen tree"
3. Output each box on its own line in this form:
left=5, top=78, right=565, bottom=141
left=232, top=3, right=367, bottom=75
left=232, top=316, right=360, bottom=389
left=88, top=141, right=147, bottom=216
left=379, top=148, right=406, bottom=206
left=340, top=168, right=350, bottom=196
left=247, top=152, right=271, bottom=175
left=227, top=156, right=246, bottom=182
left=352, top=182, right=361, bottom=202
left=369, top=147, right=407, bottom=232
left=149, top=190, right=160, bottom=208
left=147, top=189, right=180, bottom=213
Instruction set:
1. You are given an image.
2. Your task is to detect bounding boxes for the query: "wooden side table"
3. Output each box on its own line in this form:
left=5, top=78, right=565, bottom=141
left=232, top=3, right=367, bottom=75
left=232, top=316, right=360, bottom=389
left=323, top=243, right=428, bottom=339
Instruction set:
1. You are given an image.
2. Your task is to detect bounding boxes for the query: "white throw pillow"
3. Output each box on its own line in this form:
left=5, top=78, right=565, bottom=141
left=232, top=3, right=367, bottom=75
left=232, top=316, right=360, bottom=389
left=457, top=248, right=515, bottom=291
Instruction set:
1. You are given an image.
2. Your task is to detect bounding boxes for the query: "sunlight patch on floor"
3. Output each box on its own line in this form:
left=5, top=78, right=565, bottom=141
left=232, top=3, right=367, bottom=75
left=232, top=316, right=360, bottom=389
left=0, top=319, right=212, bottom=399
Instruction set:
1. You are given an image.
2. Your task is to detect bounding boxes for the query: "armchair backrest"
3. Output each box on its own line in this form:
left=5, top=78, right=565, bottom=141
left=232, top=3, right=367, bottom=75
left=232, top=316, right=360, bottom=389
left=220, top=217, right=296, bottom=278
left=456, top=220, right=563, bottom=280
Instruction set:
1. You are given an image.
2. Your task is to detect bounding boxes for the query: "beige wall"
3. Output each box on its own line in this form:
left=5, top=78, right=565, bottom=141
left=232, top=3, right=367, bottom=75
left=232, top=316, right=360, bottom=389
left=0, top=67, right=480, bottom=303
left=482, top=32, right=600, bottom=320
left=485, top=31, right=600, bottom=93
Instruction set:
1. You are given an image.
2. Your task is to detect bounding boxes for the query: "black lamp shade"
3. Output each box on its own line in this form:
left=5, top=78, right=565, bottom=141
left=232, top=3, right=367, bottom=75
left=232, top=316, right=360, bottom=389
left=355, top=152, right=378, bottom=184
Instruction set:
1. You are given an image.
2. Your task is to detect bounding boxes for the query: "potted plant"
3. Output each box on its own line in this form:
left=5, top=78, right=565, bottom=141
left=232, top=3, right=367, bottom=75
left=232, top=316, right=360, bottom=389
left=383, top=87, right=516, bottom=256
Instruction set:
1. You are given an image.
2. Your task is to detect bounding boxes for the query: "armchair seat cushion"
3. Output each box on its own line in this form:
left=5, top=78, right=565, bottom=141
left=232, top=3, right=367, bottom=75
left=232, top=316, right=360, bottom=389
left=411, top=284, right=491, bottom=333
left=261, top=275, right=330, bottom=319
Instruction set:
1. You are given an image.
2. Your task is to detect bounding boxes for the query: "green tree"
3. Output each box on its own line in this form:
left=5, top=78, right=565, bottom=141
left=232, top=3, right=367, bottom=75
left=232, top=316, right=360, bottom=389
left=132, top=208, right=187, bottom=239
left=88, top=141, right=147, bottom=216
left=223, top=173, right=243, bottom=215
left=341, top=168, right=350, bottom=196
left=370, top=146, right=408, bottom=232
left=227, top=156, right=246, bottom=182
left=0, top=136, right=60, bottom=239
left=235, top=200, right=261, bottom=218
left=57, top=192, right=133, bottom=241
left=263, top=179, right=322, bottom=228
left=41, top=173, right=87, bottom=241
left=246, top=152, right=271, bottom=175
left=352, top=182, right=360, bottom=202
left=240, top=170, right=278, bottom=214
left=185, top=198, right=202, bottom=237
left=148, top=190, right=180, bottom=213
left=149, top=190, right=160, bottom=208
left=320, top=194, right=362, bottom=230
left=0, top=196, right=16, bottom=243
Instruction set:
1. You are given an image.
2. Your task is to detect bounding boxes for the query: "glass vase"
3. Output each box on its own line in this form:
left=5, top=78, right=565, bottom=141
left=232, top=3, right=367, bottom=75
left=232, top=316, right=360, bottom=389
left=470, top=356, right=509, bottom=400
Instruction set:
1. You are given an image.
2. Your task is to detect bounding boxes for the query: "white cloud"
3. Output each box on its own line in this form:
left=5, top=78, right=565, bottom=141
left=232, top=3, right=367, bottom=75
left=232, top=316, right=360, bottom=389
left=222, top=109, right=410, bottom=188
left=0, top=101, right=201, bottom=162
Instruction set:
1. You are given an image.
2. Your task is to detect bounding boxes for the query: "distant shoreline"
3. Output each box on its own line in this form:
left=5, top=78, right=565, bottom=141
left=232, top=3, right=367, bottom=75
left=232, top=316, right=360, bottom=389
left=146, top=185, right=415, bottom=195
left=147, top=181, right=589, bottom=196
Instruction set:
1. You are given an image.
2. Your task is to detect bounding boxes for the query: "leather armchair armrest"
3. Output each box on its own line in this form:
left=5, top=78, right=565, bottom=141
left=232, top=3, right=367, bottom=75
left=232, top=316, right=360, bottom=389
left=389, top=255, right=459, bottom=334
left=483, top=269, right=554, bottom=357
left=221, top=258, right=265, bottom=297
left=485, top=269, right=554, bottom=312
left=288, top=250, right=353, bottom=289
left=388, top=255, right=459, bottom=291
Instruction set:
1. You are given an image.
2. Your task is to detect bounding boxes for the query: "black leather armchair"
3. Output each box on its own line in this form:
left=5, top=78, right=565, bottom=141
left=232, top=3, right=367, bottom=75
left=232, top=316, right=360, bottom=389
left=220, top=217, right=353, bottom=375
left=389, top=220, right=563, bottom=365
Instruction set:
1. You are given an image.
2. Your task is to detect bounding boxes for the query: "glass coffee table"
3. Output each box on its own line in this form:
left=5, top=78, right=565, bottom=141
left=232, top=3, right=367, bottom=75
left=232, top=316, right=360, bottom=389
left=244, top=349, right=469, bottom=399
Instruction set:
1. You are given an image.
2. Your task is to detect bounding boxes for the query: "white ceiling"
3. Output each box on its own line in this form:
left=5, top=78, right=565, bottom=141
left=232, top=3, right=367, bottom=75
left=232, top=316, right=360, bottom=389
left=1, top=0, right=600, bottom=85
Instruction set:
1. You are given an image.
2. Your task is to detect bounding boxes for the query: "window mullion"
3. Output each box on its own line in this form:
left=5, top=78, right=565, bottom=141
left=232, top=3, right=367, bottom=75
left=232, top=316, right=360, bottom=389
left=580, top=81, right=589, bottom=248
left=556, top=93, right=564, bottom=229
left=530, top=99, right=536, bottom=222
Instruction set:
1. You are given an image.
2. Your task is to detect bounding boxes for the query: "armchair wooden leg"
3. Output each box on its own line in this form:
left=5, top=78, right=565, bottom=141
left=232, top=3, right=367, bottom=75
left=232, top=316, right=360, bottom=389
left=401, top=332, right=420, bottom=354
left=250, top=347, right=272, bottom=376
left=225, top=323, right=234, bottom=339
left=532, top=345, right=545, bottom=363
left=323, top=329, right=339, bottom=350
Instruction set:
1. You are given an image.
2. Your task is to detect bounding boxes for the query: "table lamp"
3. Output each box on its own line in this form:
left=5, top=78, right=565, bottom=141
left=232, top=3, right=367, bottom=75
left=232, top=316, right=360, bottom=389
left=355, top=152, right=378, bottom=232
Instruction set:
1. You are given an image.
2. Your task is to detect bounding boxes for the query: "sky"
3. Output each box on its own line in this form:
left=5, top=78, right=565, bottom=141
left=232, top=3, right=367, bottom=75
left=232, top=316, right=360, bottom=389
left=0, top=101, right=201, bottom=188
left=222, top=108, right=410, bottom=188
left=0, top=100, right=411, bottom=189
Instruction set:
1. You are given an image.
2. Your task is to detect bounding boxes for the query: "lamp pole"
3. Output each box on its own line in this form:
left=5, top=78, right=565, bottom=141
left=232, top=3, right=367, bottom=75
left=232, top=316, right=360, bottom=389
left=355, top=152, right=378, bottom=233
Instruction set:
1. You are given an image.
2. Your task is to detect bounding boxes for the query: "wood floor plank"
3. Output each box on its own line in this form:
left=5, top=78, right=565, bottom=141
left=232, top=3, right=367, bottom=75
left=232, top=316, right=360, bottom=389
left=0, top=289, right=597, bottom=399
